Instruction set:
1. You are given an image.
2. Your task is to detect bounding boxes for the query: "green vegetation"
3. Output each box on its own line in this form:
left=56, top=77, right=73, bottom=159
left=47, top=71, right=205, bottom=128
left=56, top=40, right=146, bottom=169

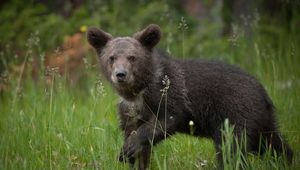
left=0, top=0, right=299, bottom=169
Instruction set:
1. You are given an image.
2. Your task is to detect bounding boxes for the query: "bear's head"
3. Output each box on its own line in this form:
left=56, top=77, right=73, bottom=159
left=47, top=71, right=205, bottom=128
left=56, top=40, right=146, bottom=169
left=87, top=24, right=161, bottom=100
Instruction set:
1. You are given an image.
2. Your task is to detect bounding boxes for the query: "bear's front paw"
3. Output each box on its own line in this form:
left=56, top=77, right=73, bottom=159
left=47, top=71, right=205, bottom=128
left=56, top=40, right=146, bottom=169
left=119, top=132, right=140, bottom=161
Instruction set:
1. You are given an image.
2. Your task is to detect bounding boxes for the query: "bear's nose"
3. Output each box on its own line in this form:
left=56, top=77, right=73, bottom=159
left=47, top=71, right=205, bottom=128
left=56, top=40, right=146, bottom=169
left=115, top=70, right=127, bottom=82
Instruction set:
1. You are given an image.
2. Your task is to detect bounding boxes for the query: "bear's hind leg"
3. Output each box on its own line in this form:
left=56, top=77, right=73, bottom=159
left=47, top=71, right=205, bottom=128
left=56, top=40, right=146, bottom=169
left=265, top=132, right=293, bottom=164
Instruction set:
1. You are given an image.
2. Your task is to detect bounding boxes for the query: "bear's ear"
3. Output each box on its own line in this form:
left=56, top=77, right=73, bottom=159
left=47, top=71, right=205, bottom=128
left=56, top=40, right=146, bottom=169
left=87, top=27, right=112, bottom=51
left=134, top=24, right=161, bottom=49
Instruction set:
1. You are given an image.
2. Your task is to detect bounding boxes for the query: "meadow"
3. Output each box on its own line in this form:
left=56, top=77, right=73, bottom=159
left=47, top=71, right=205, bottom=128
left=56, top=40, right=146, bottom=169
left=0, top=1, right=299, bottom=169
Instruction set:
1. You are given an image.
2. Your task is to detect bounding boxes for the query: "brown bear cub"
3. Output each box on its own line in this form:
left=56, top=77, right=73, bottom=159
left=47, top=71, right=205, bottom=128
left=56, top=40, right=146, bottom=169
left=87, top=24, right=293, bottom=169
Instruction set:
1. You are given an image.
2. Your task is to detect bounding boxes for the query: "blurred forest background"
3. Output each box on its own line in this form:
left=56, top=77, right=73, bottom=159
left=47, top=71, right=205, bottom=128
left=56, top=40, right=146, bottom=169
left=0, top=0, right=299, bottom=169
left=0, top=0, right=299, bottom=89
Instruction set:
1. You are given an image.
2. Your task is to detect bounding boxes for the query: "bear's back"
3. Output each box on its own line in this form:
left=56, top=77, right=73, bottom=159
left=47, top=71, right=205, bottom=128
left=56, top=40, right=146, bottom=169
left=181, top=59, right=261, bottom=96
left=178, top=59, right=273, bottom=129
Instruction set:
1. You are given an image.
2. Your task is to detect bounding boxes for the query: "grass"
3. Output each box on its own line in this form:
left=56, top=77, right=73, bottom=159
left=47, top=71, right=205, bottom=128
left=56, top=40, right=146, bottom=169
left=1, top=15, right=300, bottom=170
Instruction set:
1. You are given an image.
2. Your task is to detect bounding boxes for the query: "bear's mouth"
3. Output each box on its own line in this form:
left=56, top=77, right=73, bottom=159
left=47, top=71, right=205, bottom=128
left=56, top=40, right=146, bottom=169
left=117, top=79, right=126, bottom=83
left=112, top=77, right=129, bottom=86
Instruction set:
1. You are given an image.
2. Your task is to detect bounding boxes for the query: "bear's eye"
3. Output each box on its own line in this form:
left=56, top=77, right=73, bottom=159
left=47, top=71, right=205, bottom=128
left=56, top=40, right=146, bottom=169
left=109, top=56, right=115, bottom=64
left=128, top=56, right=136, bottom=63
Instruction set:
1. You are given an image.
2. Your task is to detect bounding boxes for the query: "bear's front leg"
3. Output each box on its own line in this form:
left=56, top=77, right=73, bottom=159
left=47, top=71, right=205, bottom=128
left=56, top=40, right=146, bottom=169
left=118, top=129, right=138, bottom=169
left=138, top=145, right=151, bottom=170
left=119, top=130, right=141, bottom=163
left=120, top=118, right=176, bottom=170
left=119, top=130, right=151, bottom=170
